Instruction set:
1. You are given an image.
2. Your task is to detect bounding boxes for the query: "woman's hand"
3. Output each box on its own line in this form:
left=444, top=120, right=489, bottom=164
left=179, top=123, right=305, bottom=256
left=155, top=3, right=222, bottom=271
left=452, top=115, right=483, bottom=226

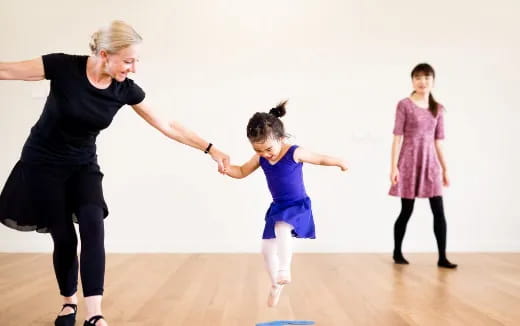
left=390, top=167, right=399, bottom=185
left=209, top=147, right=230, bottom=174
left=443, top=170, right=450, bottom=187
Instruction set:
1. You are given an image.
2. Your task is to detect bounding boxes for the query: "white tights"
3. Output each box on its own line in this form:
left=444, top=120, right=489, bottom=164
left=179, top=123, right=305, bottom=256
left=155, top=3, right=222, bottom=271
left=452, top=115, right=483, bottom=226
left=261, top=222, right=294, bottom=285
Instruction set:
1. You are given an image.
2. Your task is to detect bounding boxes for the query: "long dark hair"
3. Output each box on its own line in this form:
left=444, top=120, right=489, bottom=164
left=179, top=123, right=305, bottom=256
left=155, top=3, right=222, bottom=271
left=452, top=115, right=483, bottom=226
left=246, top=100, right=288, bottom=143
left=411, top=63, right=440, bottom=117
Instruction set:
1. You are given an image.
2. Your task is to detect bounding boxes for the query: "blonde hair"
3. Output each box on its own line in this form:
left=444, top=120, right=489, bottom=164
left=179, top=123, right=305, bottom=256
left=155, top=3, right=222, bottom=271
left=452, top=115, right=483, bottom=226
left=89, top=20, right=142, bottom=55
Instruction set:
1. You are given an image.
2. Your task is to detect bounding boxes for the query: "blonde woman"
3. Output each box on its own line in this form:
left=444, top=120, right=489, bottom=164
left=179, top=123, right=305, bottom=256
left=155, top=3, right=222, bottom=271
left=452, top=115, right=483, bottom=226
left=0, top=21, right=229, bottom=326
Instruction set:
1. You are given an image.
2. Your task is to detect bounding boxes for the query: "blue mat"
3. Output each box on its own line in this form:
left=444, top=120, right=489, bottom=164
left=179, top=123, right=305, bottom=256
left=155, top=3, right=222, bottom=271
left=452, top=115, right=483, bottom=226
left=256, top=321, right=315, bottom=326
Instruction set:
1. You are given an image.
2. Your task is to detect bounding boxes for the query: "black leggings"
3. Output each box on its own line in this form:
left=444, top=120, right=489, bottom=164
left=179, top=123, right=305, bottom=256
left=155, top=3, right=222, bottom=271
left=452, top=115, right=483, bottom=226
left=50, top=204, right=105, bottom=297
left=393, top=196, right=448, bottom=260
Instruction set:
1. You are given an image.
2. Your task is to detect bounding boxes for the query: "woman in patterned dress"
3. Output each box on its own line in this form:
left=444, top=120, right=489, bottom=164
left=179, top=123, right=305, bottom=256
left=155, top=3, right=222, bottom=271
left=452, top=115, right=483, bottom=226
left=389, top=63, right=457, bottom=269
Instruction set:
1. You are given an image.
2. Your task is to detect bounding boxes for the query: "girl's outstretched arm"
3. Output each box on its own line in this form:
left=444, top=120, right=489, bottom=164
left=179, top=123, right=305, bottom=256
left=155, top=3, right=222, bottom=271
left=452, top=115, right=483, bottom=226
left=294, top=147, right=348, bottom=171
left=225, top=154, right=260, bottom=179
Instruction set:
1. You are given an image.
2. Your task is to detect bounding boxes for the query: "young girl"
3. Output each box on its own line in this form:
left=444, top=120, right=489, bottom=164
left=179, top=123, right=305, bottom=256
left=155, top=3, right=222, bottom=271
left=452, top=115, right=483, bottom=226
left=389, top=63, right=457, bottom=269
left=225, top=101, right=347, bottom=307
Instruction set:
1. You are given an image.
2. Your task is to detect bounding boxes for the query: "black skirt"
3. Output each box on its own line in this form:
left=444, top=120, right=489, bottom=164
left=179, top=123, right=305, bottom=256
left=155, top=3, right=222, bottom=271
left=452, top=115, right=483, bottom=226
left=0, top=160, right=108, bottom=233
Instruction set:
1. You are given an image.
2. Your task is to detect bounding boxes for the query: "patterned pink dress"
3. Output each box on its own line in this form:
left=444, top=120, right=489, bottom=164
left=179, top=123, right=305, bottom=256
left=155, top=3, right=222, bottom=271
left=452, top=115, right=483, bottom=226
left=389, top=97, right=445, bottom=199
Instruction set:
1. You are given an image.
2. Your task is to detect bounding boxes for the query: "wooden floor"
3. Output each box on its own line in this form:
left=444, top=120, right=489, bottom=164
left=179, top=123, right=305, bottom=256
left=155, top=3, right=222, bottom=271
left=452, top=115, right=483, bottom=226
left=0, top=253, right=519, bottom=326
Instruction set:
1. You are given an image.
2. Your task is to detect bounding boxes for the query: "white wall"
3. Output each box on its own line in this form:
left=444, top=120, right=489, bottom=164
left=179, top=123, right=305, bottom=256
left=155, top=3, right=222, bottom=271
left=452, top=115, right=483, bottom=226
left=0, top=0, right=518, bottom=253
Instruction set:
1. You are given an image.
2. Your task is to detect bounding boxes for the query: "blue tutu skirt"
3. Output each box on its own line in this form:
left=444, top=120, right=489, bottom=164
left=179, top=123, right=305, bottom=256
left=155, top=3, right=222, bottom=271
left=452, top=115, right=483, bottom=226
left=262, top=196, right=315, bottom=239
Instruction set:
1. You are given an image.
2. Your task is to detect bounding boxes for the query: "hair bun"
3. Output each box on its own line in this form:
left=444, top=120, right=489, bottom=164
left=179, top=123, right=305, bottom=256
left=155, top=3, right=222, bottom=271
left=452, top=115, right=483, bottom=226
left=269, top=107, right=281, bottom=117
left=269, top=100, right=287, bottom=118
left=89, top=31, right=101, bottom=54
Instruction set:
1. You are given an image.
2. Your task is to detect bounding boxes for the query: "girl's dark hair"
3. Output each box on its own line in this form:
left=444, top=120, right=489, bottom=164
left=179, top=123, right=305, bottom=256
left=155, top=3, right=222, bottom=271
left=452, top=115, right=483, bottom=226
left=247, top=100, right=288, bottom=142
left=411, top=63, right=440, bottom=117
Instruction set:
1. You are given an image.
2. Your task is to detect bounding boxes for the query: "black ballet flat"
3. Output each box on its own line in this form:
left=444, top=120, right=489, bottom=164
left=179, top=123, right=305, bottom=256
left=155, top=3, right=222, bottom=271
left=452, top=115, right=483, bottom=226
left=393, top=252, right=409, bottom=265
left=438, top=260, right=458, bottom=269
left=84, top=315, right=105, bottom=326
left=55, top=303, right=77, bottom=326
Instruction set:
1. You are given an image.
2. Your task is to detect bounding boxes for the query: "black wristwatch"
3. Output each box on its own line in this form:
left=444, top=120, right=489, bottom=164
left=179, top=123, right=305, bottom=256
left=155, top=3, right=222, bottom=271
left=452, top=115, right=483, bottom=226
left=204, top=143, right=213, bottom=154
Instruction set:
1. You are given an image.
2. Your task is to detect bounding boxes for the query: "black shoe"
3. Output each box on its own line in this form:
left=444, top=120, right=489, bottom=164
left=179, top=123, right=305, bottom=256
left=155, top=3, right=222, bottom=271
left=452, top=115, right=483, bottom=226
left=55, top=303, right=77, bottom=326
left=84, top=315, right=105, bottom=326
left=393, top=251, right=409, bottom=264
left=438, top=259, right=458, bottom=269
